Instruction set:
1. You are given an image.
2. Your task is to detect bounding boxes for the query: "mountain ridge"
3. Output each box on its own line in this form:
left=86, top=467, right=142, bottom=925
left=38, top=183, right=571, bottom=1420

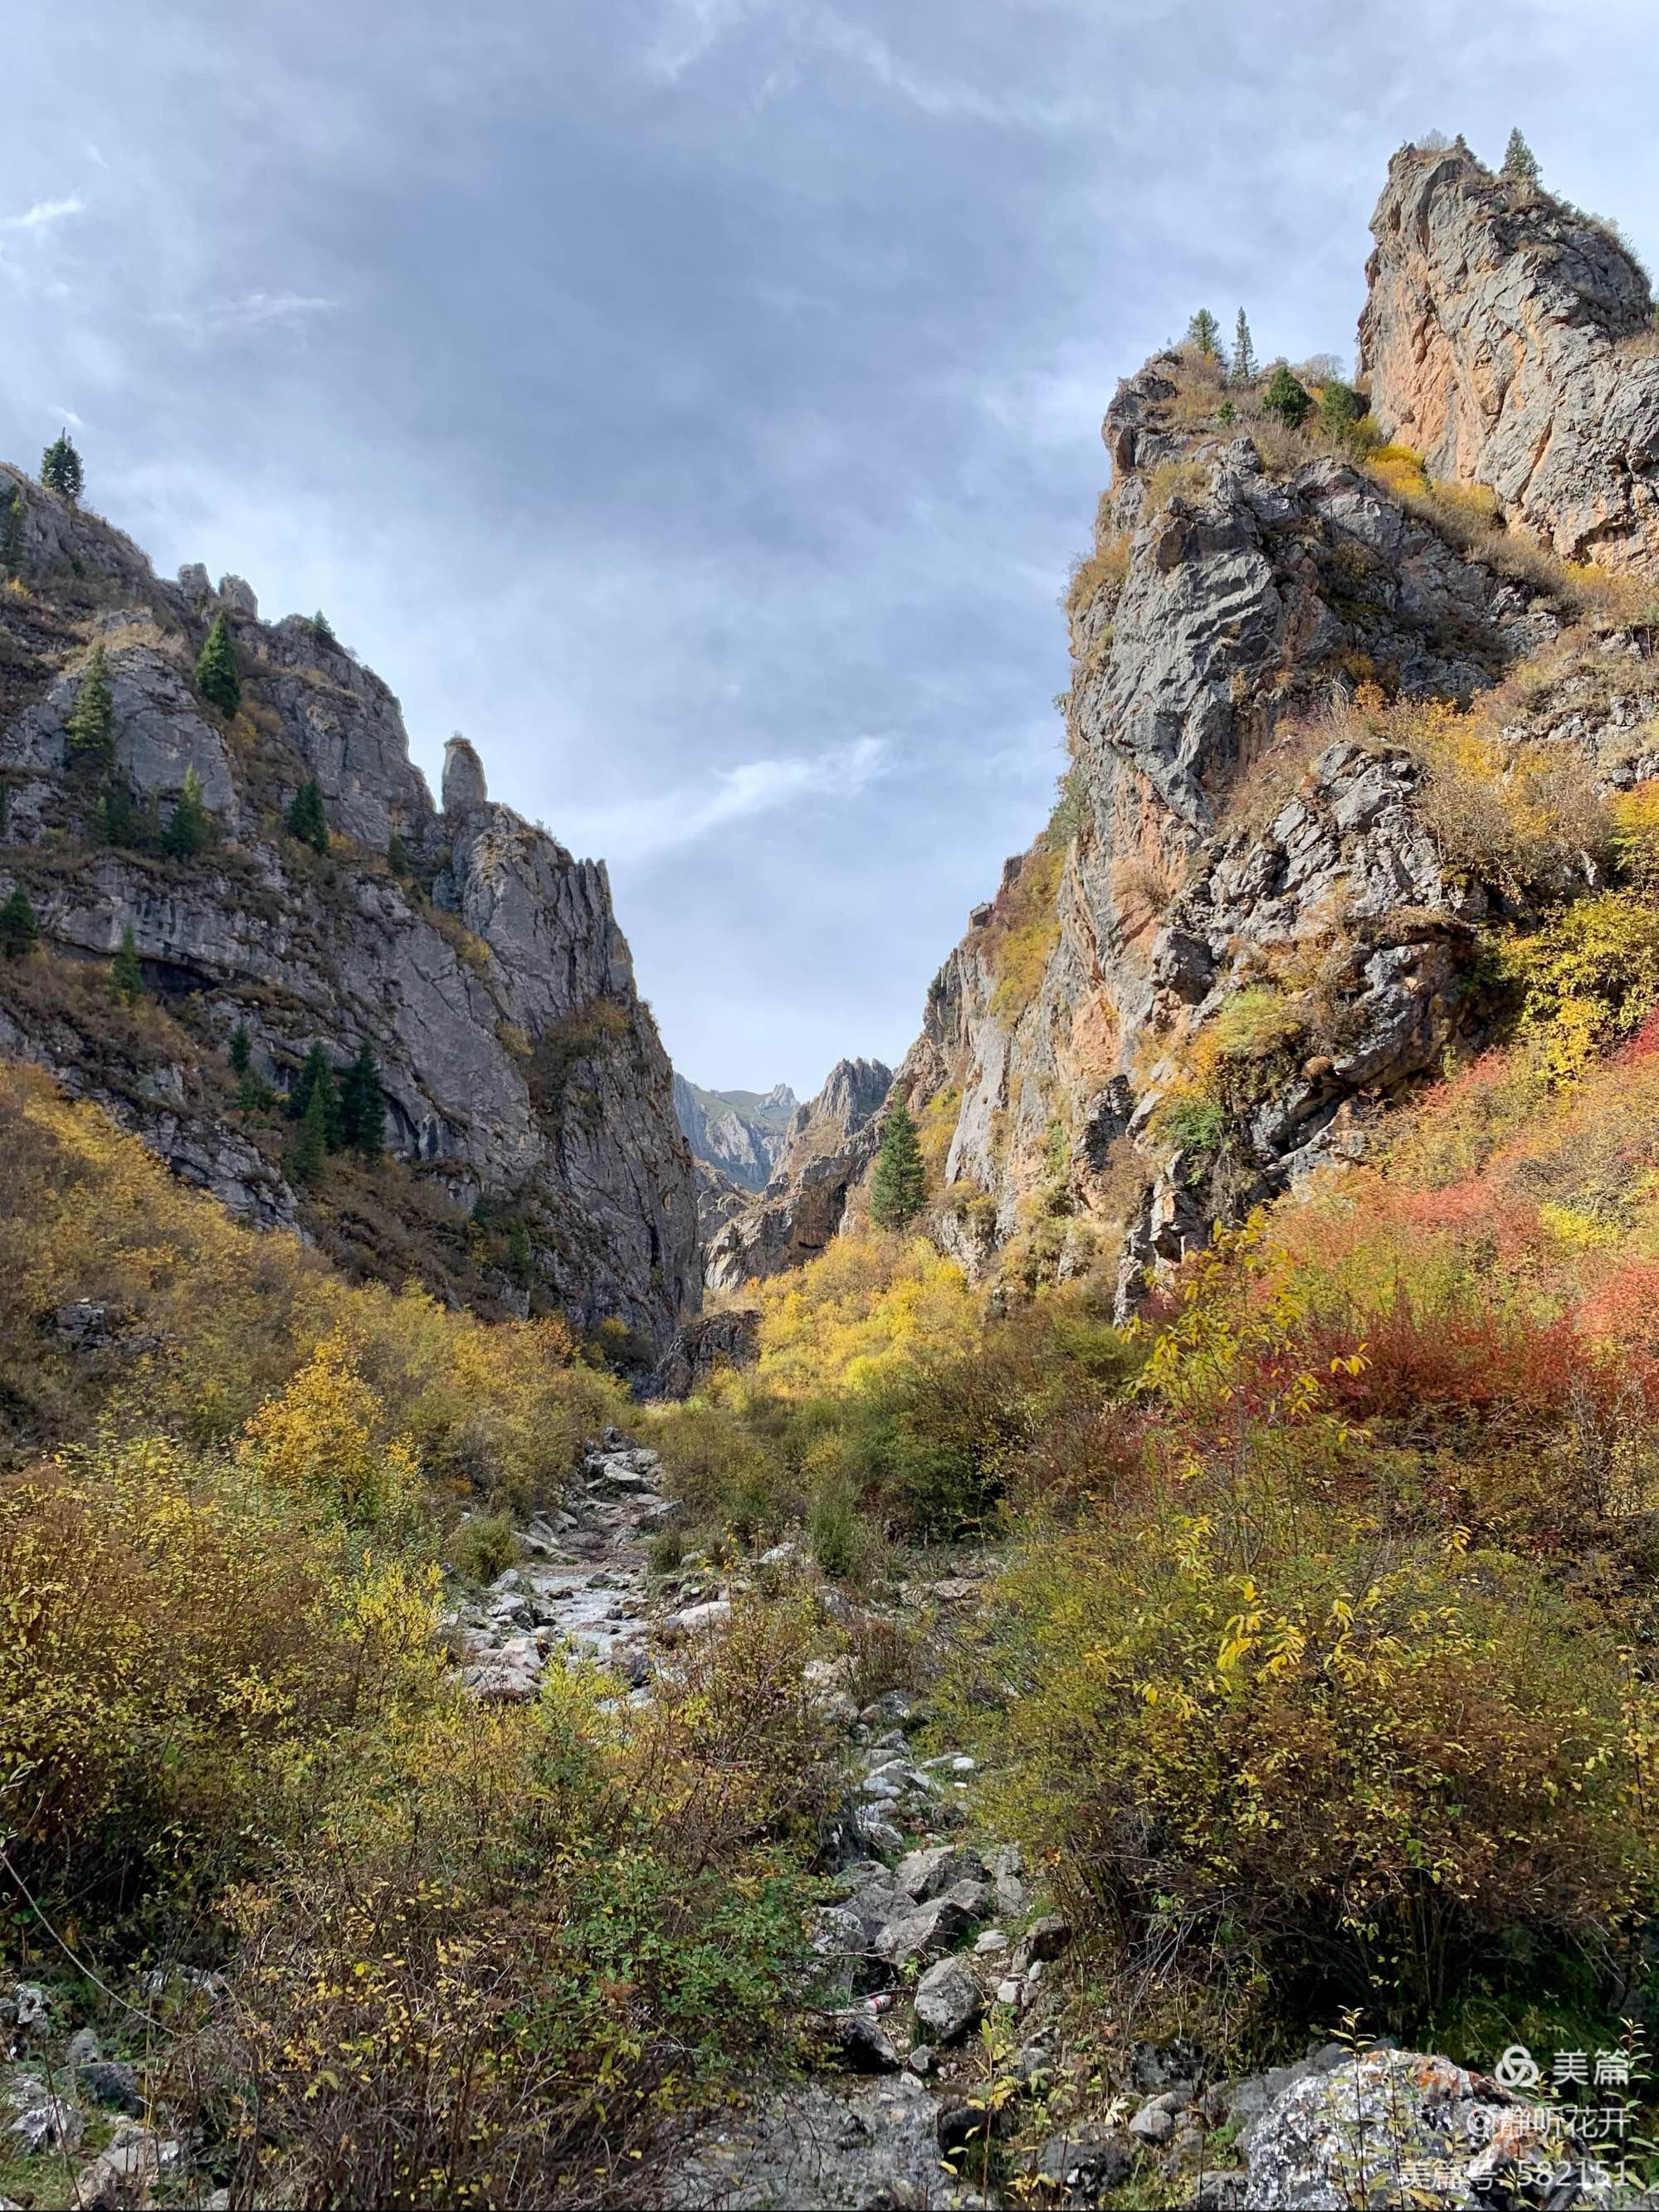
left=0, top=467, right=700, bottom=1350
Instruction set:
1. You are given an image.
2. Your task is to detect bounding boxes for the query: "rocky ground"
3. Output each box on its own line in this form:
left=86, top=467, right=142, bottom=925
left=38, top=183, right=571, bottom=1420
left=2, top=1437, right=1641, bottom=2209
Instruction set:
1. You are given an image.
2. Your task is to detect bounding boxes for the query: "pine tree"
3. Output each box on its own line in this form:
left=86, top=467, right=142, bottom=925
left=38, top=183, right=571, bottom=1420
left=1186, top=309, right=1223, bottom=360
left=289, top=1042, right=342, bottom=1148
left=1261, top=363, right=1313, bottom=429
left=311, top=610, right=335, bottom=643
left=110, top=924, right=144, bottom=1005
left=95, top=776, right=146, bottom=850
left=1231, top=309, right=1258, bottom=387
left=286, top=779, right=329, bottom=854
left=65, top=644, right=115, bottom=769
left=387, top=831, right=409, bottom=877
left=39, top=432, right=83, bottom=506
left=338, top=1041, right=385, bottom=1157
left=288, top=1082, right=330, bottom=1185
left=161, top=765, right=210, bottom=860
left=1, top=487, right=23, bottom=578
left=237, top=1068, right=277, bottom=1116
left=0, top=886, right=39, bottom=959
left=1502, top=129, right=1541, bottom=190
left=227, top=1021, right=252, bottom=1076
left=508, top=1214, right=533, bottom=1286
left=869, top=1101, right=926, bottom=1230
left=195, top=611, right=241, bottom=716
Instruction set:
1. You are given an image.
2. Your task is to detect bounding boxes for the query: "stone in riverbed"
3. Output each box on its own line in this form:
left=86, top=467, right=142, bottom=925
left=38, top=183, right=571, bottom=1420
left=912, top=1956, right=983, bottom=2046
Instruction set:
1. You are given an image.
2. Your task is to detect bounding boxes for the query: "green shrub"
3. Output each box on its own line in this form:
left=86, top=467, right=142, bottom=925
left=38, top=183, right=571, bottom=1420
left=959, top=1488, right=1659, bottom=2039
left=449, top=1510, right=519, bottom=1585
left=1261, top=363, right=1312, bottom=429
left=807, top=1474, right=862, bottom=1581
left=1161, top=1094, right=1227, bottom=1154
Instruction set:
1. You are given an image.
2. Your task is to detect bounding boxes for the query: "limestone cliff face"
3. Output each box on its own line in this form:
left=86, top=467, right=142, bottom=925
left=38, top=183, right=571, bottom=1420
left=672, top=1074, right=798, bottom=1196
left=704, top=1057, right=890, bottom=1292
left=1360, top=141, right=1659, bottom=575
left=890, top=351, right=1574, bottom=1297
left=0, top=465, right=699, bottom=1347
left=876, top=144, right=1659, bottom=1306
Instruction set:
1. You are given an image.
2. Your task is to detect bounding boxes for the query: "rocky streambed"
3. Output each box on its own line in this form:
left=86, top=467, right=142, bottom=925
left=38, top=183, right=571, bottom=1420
left=446, top=1435, right=1634, bottom=2211
left=3, top=1437, right=1631, bottom=2210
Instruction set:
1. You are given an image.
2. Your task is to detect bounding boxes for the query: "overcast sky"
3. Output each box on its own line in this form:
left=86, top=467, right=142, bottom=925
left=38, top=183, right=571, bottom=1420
left=4, top=1, right=1656, bottom=1094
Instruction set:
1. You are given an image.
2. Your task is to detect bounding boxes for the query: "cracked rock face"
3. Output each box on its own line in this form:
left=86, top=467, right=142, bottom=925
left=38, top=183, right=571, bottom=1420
left=888, top=368, right=1564, bottom=1292
left=1361, top=141, right=1659, bottom=576
left=0, top=469, right=698, bottom=1348
left=704, top=1056, right=891, bottom=1293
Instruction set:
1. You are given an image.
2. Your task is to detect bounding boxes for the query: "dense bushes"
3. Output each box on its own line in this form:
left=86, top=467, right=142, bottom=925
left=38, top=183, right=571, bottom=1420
left=651, top=1239, right=1137, bottom=1551
left=0, top=1060, right=622, bottom=1503
left=0, top=1432, right=441, bottom=1934
left=174, top=1605, right=832, bottom=2205
left=968, top=1489, right=1657, bottom=2037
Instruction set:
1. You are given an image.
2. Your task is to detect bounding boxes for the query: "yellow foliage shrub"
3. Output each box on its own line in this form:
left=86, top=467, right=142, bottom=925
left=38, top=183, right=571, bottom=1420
left=741, top=1232, right=981, bottom=1401
left=964, top=1493, right=1658, bottom=2034
left=1503, top=891, right=1659, bottom=1084
left=239, top=1330, right=420, bottom=1527
left=0, top=1432, right=442, bottom=1922
left=1391, top=697, right=1611, bottom=893
left=175, top=1602, right=835, bottom=2205
left=1611, top=778, right=1659, bottom=894
left=0, top=1062, right=622, bottom=1498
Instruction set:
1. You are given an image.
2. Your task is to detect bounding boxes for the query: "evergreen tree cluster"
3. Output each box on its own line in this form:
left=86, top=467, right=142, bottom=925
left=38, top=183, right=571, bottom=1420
left=0, top=887, right=40, bottom=960
left=1, top=485, right=24, bottom=578
left=195, top=612, right=241, bottom=716
left=39, top=432, right=83, bottom=507
left=869, top=1101, right=926, bottom=1230
left=287, top=780, right=329, bottom=854
left=283, top=1040, right=386, bottom=1179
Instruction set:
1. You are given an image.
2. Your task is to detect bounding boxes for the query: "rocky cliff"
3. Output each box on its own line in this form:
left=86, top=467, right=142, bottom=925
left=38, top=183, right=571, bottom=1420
left=878, top=138, right=1659, bottom=1309
left=673, top=1074, right=798, bottom=1193
left=704, top=1055, right=890, bottom=1291
left=0, top=466, right=699, bottom=1348
left=1361, top=141, right=1659, bottom=575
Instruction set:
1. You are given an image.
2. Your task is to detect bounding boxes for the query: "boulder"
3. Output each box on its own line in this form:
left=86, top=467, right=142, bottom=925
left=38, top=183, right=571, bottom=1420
left=76, top=2059, right=143, bottom=2116
left=1244, top=2048, right=1617, bottom=2209
left=1012, top=1913, right=1071, bottom=1973
left=827, top=2009, right=900, bottom=2073
left=666, top=2071, right=949, bottom=2209
left=912, top=1956, right=983, bottom=2045
left=1032, top=2122, right=1135, bottom=2204
left=895, top=1843, right=986, bottom=1902
left=874, top=1888, right=984, bottom=1968
left=6, top=2078, right=85, bottom=2156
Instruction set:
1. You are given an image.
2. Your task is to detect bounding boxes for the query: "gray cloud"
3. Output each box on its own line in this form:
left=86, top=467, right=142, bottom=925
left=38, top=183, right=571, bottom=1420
left=2, top=0, right=1657, bottom=1091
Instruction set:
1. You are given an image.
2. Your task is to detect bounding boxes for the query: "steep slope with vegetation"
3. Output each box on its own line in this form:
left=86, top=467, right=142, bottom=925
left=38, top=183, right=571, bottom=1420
left=11, top=130, right=1659, bottom=2212
left=0, top=472, right=698, bottom=1349
left=837, top=134, right=1659, bottom=1318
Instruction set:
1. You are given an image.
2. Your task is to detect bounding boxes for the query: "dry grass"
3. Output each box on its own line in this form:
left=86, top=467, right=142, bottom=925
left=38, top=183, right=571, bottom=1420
left=1363, top=445, right=1659, bottom=626
left=1145, top=457, right=1212, bottom=516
